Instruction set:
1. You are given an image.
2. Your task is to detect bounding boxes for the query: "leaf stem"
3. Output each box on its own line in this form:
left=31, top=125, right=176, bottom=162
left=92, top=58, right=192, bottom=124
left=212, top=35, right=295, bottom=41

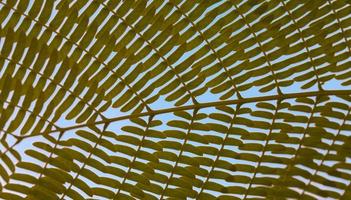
left=20, top=89, right=351, bottom=138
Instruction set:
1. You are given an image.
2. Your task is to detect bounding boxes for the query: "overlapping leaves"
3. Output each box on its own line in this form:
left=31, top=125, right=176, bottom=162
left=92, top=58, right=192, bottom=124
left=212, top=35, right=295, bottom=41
left=0, top=0, right=351, bottom=199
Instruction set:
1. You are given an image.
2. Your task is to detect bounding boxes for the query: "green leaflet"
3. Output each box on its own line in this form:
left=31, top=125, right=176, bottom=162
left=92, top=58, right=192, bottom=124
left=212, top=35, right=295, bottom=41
left=0, top=0, right=350, bottom=199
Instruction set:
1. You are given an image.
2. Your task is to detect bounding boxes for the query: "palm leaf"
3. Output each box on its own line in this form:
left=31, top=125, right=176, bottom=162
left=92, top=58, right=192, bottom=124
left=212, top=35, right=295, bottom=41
left=0, top=0, right=351, bottom=199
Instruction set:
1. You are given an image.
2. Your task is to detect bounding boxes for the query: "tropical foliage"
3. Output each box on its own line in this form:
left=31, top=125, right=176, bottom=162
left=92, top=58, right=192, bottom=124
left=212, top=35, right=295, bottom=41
left=0, top=0, right=351, bottom=199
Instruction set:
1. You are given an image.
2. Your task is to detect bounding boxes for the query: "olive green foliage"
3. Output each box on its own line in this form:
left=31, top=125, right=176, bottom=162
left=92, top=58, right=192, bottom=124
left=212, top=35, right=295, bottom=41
left=0, top=0, right=351, bottom=199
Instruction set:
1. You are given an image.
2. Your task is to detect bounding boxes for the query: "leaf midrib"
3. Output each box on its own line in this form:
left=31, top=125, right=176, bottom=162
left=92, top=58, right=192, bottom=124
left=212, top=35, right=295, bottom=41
left=23, top=89, right=351, bottom=138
